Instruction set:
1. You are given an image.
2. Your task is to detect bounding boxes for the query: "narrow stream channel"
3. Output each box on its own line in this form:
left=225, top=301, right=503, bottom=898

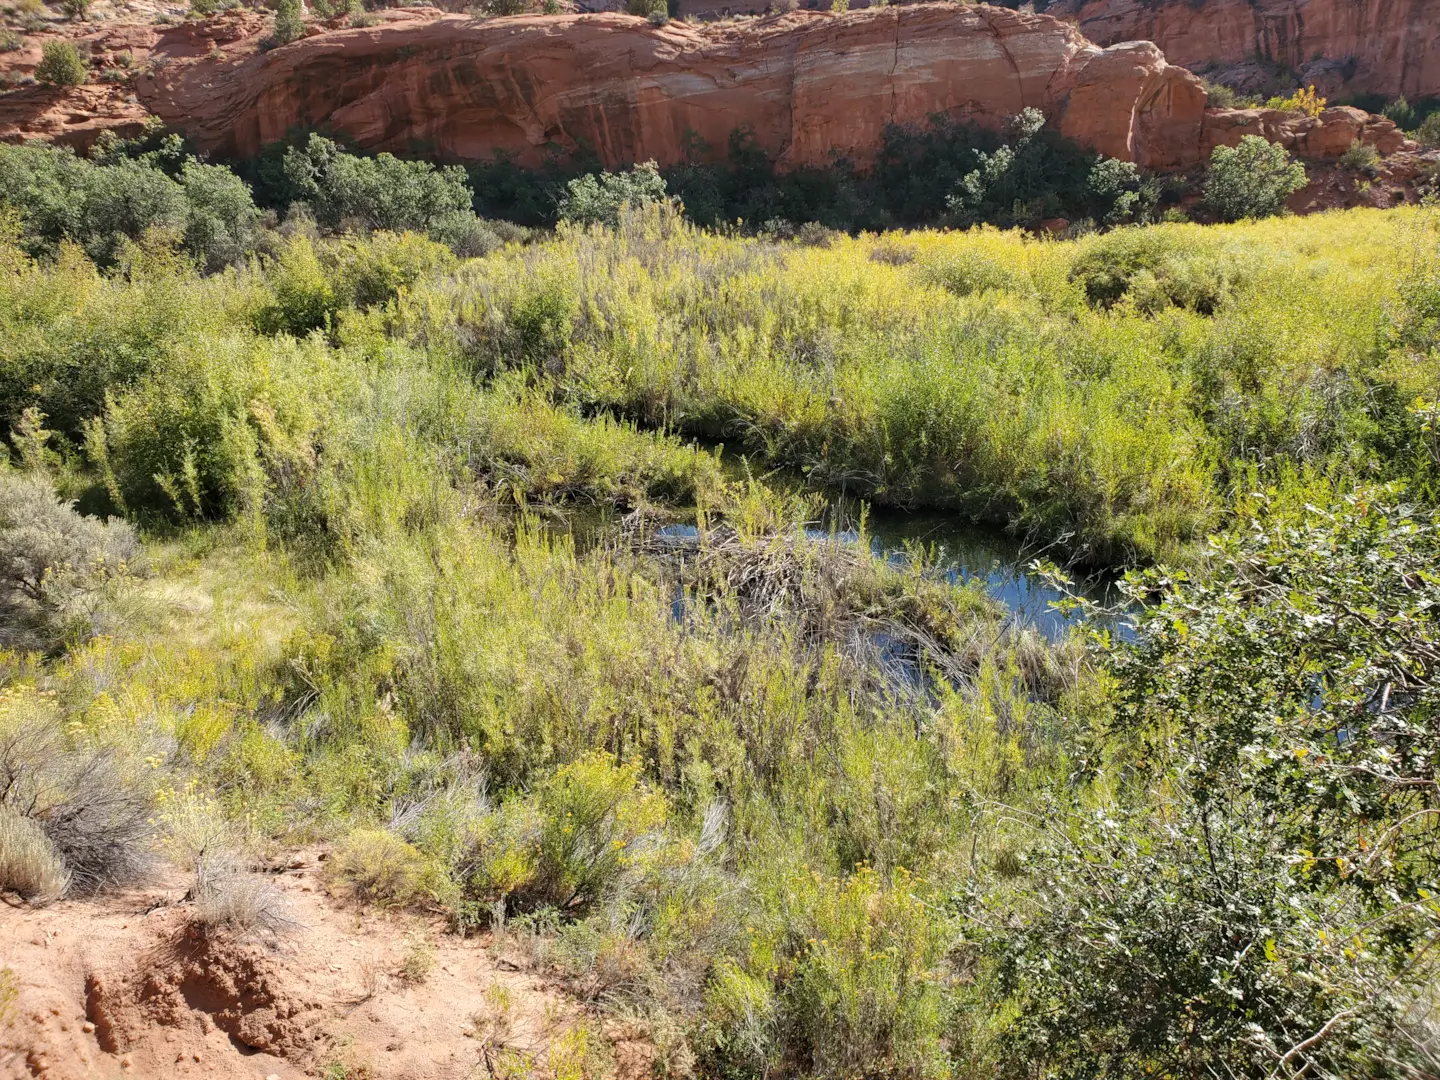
left=639, top=508, right=1127, bottom=642
left=860, top=509, right=1128, bottom=641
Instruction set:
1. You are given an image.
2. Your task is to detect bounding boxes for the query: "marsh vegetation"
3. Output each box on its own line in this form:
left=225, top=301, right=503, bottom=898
left=0, top=150, right=1437, bottom=1077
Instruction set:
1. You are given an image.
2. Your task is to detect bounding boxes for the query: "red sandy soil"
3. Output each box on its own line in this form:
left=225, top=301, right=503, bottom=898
left=1, top=852, right=649, bottom=1080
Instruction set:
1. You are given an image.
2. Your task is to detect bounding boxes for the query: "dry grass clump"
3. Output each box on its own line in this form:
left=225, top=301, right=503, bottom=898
left=191, top=852, right=296, bottom=936
left=0, top=712, right=156, bottom=896
left=396, top=931, right=436, bottom=983
left=0, top=465, right=140, bottom=653
left=625, top=508, right=1079, bottom=701
left=0, top=803, right=69, bottom=903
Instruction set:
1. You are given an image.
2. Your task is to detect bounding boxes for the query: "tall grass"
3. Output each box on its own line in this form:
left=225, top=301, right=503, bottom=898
left=393, top=204, right=1435, bottom=564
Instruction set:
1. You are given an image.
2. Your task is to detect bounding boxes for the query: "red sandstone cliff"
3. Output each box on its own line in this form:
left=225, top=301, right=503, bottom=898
left=121, top=6, right=1207, bottom=170
left=1046, top=0, right=1440, bottom=100
left=0, top=5, right=1423, bottom=175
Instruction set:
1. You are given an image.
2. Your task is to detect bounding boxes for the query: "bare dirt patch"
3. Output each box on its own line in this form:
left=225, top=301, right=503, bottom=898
left=1, top=854, right=629, bottom=1079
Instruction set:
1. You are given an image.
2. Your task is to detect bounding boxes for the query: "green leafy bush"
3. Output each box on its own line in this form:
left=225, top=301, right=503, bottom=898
left=945, top=109, right=1152, bottom=228
left=994, top=492, right=1440, bottom=1077
left=1113, top=493, right=1440, bottom=908
left=1339, top=138, right=1381, bottom=172
left=326, top=827, right=453, bottom=906
left=281, top=134, right=472, bottom=232
left=35, top=40, right=86, bottom=87
left=272, top=0, right=304, bottom=45
left=179, top=160, right=261, bottom=272
left=1068, top=226, right=1244, bottom=313
left=527, top=753, right=667, bottom=912
left=990, top=803, right=1408, bottom=1079
left=557, top=160, right=671, bottom=228
left=1204, top=135, right=1308, bottom=221
left=88, top=327, right=329, bottom=524
left=252, top=230, right=455, bottom=335
left=253, top=233, right=341, bottom=337
left=427, top=209, right=504, bottom=258
left=785, top=867, right=949, bottom=1080
left=1418, top=112, right=1440, bottom=149
left=1202, top=79, right=1238, bottom=108
left=0, top=142, right=260, bottom=270
left=331, top=229, right=455, bottom=310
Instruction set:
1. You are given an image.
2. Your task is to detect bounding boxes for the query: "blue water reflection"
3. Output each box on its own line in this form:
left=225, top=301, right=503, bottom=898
left=653, top=514, right=1129, bottom=641
left=859, top=511, right=1128, bottom=641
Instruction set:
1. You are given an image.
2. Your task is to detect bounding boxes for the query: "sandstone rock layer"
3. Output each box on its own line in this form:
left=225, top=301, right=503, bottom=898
left=1048, top=0, right=1440, bottom=99
left=130, top=5, right=1209, bottom=169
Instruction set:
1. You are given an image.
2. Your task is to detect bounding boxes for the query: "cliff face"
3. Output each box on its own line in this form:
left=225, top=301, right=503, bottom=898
left=128, top=5, right=1210, bottom=169
left=1, top=5, right=1421, bottom=174
left=1047, top=0, right=1440, bottom=99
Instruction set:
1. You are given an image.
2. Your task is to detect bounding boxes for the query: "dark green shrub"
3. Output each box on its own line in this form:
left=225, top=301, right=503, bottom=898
left=179, top=160, right=261, bottom=272
left=89, top=325, right=334, bottom=527
left=1112, top=493, right=1440, bottom=908
left=1375, top=94, right=1440, bottom=135
left=1418, top=112, right=1440, bottom=149
left=991, top=494, right=1440, bottom=1078
left=1383, top=95, right=1418, bottom=130
left=281, top=134, right=472, bottom=232
left=1069, top=228, right=1176, bottom=307
left=272, top=0, right=304, bottom=45
left=1204, top=135, right=1308, bottom=221
left=1338, top=138, right=1381, bottom=172
left=0, top=142, right=259, bottom=271
left=945, top=109, right=1152, bottom=228
left=1203, top=79, right=1237, bottom=108
left=35, top=40, right=86, bottom=87
left=990, top=803, right=1409, bottom=1079
left=468, top=150, right=585, bottom=227
left=465, top=117, right=1166, bottom=233
left=74, top=157, right=187, bottom=265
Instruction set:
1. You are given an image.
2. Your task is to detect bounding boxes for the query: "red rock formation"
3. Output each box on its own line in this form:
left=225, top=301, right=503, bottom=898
left=2, top=6, right=1427, bottom=172
left=1201, top=105, right=1413, bottom=159
left=118, top=6, right=1209, bottom=169
left=0, top=11, right=269, bottom=150
left=1046, top=0, right=1440, bottom=100
left=0, top=84, right=151, bottom=150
